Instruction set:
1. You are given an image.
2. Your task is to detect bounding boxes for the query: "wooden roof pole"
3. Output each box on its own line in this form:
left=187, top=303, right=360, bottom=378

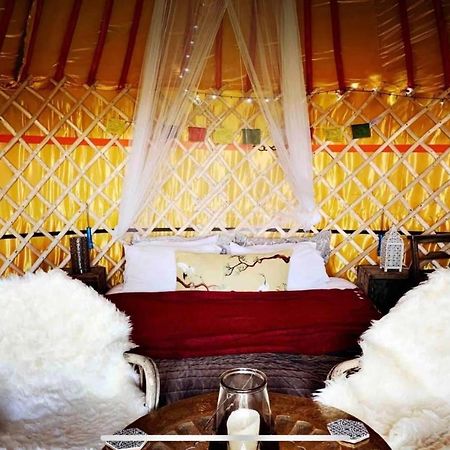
left=54, top=0, right=83, bottom=82
left=398, top=0, right=415, bottom=91
left=330, top=0, right=345, bottom=93
left=0, top=0, right=14, bottom=52
left=302, top=0, right=313, bottom=95
left=118, top=0, right=144, bottom=90
left=215, top=19, right=223, bottom=91
left=244, top=0, right=257, bottom=93
left=87, top=0, right=114, bottom=86
left=17, top=0, right=44, bottom=83
left=432, top=0, right=450, bottom=90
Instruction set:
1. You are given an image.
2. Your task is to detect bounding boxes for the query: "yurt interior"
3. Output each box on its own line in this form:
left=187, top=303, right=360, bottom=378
left=0, top=0, right=449, bottom=449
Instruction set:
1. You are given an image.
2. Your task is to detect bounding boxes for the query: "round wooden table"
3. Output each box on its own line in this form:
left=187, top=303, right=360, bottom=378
left=113, top=393, right=390, bottom=450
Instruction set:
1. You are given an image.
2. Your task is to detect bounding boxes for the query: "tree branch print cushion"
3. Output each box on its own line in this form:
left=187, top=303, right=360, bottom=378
left=175, top=250, right=292, bottom=291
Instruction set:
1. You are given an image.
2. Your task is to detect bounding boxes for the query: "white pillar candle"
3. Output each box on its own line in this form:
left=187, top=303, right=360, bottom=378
left=227, top=408, right=260, bottom=450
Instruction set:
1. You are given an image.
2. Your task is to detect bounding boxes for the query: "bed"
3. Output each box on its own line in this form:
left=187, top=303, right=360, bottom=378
left=107, top=233, right=379, bottom=406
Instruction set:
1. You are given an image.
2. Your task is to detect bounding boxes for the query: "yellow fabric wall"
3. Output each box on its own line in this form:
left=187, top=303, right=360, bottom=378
left=0, top=86, right=448, bottom=284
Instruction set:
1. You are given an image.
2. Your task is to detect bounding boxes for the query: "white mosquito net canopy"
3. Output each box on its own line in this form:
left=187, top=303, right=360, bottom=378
left=115, top=0, right=319, bottom=237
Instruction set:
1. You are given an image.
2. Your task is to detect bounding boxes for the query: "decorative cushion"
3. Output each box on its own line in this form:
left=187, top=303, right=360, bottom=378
left=175, top=250, right=292, bottom=291
left=229, top=242, right=329, bottom=290
left=219, top=230, right=332, bottom=261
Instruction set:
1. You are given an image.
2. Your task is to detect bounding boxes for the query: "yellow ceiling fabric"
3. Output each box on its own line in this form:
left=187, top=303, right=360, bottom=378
left=0, top=0, right=449, bottom=282
left=0, top=0, right=448, bottom=94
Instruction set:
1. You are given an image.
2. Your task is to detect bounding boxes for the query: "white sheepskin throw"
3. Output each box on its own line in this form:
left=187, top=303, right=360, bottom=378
left=0, top=269, right=147, bottom=449
left=315, top=268, right=450, bottom=450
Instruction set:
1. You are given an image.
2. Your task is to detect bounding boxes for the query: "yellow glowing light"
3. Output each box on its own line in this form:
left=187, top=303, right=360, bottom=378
left=387, top=94, right=397, bottom=106
left=369, top=74, right=382, bottom=84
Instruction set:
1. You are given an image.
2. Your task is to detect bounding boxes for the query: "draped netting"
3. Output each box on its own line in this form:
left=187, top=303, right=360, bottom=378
left=115, top=0, right=227, bottom=236
left=115, top=0, right=319, bottom=237
left=227, top=0, right=319, bottom=229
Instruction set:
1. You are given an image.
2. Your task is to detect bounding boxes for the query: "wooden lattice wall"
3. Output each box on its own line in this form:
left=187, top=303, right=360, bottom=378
left=0, top=79, right=449, bottom=287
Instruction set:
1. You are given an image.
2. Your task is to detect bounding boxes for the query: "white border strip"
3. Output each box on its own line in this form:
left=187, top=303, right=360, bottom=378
left=101, top=434, right=350, bottom=442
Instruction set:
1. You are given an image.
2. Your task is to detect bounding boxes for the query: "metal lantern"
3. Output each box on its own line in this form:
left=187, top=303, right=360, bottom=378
left=380, top=226, right=404, bottom=272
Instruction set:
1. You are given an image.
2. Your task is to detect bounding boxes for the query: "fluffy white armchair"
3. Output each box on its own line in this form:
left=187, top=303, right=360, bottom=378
left=316, top=268, right=450, bottom=449
left=0, top=269, right=159, bottom=449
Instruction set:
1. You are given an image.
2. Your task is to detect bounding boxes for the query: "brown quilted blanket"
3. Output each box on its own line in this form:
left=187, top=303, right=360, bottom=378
left=154, top=352, right=350, bottom=405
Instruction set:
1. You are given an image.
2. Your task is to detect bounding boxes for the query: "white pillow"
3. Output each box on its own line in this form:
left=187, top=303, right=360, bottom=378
left=124, top=237, right=222, bottom=292
left=229, top=241, right=329, bottom=290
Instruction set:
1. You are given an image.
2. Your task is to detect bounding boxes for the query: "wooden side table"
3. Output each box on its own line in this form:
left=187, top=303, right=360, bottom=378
left=104, top=392, right=390, bottom=449
left=65, top=265, right=108, bottom=294
left=356, top=265, right=411, bottom=315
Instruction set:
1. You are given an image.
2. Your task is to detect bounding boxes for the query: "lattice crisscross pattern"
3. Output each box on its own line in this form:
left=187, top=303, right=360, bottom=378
left=310, top=90, right=450, bottom=276
left=0, top=81, right=449, bottom=286
left=0, top=79, right=135, bottom=282
left=138, top=92, right=296, bottom=236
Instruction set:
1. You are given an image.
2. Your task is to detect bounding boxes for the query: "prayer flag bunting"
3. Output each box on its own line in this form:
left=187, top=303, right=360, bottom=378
left=351, top=123, right=371, bottom=139
left=213, top=128, right=234, bottom=144
left=188, top=127, right=207, bottom=142
left=324, top=127, right=344, bottom=142
left=106, top=118, right=129, bottom=136
left=242, top=128, right=261, bottom=145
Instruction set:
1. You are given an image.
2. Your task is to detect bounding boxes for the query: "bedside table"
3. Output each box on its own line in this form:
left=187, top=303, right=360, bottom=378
left=357, top=265, right=411, bottom=315
left=65, top=266, right=108, bottom=295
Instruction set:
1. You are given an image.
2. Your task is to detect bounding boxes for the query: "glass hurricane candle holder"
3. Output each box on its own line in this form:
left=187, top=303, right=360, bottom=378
left=212, top=368, right=276, bottom=450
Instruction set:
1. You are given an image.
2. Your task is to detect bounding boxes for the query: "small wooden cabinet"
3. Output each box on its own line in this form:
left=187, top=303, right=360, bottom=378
left=357, top=265, right=411, bottom=315
left=65, top=265, right=108, bottom=294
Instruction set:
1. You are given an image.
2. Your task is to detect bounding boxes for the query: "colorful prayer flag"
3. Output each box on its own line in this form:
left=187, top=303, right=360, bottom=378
left=106, top=118, right=128, bottom=136
left=351, top=123, right=371, bottom=139
left=188, top=127, right=207, bottom=142
left=242, top=128, right=261, bottom=145
left=213, top=128, right=234, bottom=144
left=324, top=127, right=344, bottom=142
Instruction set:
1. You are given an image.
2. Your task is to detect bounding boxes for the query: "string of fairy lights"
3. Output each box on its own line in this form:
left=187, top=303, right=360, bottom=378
left=173, top=84, right=449, bottom=143
left=177, top=9, right=449, bottom=107
left=178, top=3, right=450, bottom=105
left=105, top=85, right=448, bottom=135
left=183, top=87, right=449, bottom=106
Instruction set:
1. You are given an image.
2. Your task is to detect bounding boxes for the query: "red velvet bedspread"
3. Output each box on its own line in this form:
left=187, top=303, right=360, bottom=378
left=107, top=289, right=379, bottom=358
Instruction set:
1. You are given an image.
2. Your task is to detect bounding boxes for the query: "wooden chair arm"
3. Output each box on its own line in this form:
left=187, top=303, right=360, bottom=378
left=327, top=358, right=361, bottom=381
left=124, top=352, right=160, bottom=411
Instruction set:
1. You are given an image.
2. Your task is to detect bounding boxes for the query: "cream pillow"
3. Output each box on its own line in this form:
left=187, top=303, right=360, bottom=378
left=176, top=250, right=292, bottom=291
left=229, top=241, right=329, bottom=290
